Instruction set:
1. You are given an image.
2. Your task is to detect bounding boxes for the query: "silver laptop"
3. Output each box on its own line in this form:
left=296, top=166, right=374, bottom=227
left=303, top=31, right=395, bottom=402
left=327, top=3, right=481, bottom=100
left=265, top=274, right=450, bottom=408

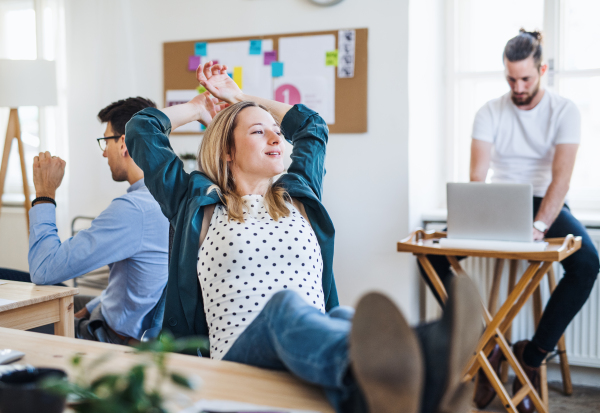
left=447, top=183, right=533, bottom=242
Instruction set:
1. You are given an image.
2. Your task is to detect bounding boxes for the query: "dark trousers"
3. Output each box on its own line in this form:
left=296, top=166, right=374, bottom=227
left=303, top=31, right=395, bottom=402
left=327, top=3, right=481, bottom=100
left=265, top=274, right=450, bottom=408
left=0, top=268, right=32, bottom=283
left=421, top=197, right=600, bottom=352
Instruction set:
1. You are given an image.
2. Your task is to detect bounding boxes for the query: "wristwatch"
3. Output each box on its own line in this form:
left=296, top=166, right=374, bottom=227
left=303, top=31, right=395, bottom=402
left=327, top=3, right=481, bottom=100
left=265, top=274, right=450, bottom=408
left=533, top=220, right=548, bottom=233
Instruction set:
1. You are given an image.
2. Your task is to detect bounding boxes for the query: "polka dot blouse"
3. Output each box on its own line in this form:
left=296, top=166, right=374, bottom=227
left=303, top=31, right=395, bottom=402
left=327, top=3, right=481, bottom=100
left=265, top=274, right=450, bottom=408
left=197, top=194, right=325, bottom=360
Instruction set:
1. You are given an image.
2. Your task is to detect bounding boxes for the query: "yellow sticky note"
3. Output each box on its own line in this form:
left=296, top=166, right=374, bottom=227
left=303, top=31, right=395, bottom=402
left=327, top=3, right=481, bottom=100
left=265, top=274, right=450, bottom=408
left=233, top=67, right=243, bottom=89
left=325, top=50, right=338, bottom=67
left=197, top=85, right=207, bottom=94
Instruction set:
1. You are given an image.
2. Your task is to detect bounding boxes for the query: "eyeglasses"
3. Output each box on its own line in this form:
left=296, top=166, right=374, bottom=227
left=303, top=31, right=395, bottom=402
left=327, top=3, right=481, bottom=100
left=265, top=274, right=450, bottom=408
left=97, top=135, right=121, bottom=151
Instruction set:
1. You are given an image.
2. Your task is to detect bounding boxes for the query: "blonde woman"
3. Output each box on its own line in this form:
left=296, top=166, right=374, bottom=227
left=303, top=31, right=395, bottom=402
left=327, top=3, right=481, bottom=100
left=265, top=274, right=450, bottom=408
left=126, top=62, right=480, bottom=413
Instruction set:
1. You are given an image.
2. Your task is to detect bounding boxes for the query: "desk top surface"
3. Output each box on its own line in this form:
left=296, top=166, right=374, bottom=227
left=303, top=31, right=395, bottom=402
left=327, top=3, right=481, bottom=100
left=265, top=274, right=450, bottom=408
left=0, top=327, right=333, bottom=412
left=0, top=280, right=79, bottom=312
left=398, top=231, right=582, bottom=262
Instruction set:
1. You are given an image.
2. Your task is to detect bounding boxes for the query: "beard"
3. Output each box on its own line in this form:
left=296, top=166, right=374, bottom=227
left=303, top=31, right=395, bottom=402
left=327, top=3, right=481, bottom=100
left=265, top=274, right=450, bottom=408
left=511, top=79, right=541, bottom=106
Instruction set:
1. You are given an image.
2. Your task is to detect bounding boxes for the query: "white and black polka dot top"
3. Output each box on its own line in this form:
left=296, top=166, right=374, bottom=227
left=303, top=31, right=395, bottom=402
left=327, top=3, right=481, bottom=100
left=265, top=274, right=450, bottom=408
left=197, top=194, right=325, bottom=359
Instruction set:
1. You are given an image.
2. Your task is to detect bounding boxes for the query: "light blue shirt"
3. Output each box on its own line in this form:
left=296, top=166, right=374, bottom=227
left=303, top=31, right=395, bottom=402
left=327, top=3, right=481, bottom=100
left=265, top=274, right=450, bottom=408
left=28, top=179, right=169, bottom=339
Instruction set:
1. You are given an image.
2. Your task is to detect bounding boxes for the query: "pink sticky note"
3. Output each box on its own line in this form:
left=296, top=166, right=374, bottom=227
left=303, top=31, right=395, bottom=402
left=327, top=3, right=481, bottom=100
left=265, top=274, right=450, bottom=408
left=264, top=51, right=277, bottom=66
left=188, top=55, right=201, bottom=71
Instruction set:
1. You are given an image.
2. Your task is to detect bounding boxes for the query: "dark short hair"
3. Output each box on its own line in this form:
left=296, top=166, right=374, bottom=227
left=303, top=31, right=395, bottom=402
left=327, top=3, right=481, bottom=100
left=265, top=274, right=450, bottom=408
left=97, top=97, right=156, bottom=136
left=504, top=29, right=543, bottom=69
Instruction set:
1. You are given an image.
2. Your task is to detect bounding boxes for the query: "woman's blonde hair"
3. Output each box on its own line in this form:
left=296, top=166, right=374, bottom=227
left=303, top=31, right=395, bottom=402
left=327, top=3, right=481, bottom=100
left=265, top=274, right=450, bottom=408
left=198, top=101, right=290, bottom=223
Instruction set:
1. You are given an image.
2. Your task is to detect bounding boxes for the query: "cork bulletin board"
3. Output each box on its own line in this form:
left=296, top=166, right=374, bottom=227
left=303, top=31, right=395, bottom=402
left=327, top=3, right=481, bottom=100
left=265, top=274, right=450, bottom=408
left=163, top=28, right=368, bottom=134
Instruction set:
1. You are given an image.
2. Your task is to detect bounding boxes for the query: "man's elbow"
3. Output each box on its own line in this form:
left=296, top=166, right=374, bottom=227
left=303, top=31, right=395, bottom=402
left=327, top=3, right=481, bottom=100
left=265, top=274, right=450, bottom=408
left=28, top=269, right=46, bottom=285
left=27, top=260, right=50, bottom=285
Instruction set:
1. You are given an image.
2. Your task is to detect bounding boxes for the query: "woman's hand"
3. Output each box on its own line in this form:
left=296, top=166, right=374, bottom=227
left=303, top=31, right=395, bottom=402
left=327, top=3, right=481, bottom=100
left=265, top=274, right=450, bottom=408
left=196, top=61, right=243, bottom=104
left=190, top=91, right=227, bottom=127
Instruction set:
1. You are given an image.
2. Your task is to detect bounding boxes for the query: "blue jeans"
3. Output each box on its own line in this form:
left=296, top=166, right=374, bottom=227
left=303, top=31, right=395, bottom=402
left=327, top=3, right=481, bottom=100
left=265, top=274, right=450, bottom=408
left=422, top=198, right=600, bottom=352
left=222, top=290, right=360, bottom=413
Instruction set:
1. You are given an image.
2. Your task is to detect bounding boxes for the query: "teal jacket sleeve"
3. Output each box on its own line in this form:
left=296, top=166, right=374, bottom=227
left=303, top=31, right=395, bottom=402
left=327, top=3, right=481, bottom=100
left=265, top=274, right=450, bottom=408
left=125, top=108, right=190, bottom=221
left=280, top=105, right=328, bottom=201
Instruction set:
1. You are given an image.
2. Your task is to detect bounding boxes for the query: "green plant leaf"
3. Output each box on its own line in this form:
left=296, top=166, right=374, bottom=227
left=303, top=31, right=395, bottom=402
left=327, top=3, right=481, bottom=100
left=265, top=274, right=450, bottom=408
left=170, top=372, right=193, bottom=389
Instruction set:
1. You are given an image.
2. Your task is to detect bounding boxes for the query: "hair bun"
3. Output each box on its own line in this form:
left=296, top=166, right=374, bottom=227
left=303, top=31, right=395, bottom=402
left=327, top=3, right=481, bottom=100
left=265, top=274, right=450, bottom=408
left=519, top=28, right=543, bottom=42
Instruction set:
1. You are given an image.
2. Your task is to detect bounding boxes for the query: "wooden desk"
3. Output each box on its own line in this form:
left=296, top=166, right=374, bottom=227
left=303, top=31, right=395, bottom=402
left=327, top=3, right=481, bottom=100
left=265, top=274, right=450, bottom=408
left=397, top=230, right=581, bottom=413
left=0, top=280, right=78, bottom=338
left=0, top=327, right=333, bottom=412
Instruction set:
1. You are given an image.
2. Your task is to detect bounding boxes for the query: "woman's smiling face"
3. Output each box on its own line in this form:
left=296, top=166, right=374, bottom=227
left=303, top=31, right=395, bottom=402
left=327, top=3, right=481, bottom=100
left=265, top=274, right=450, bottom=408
left=228, top=106, right=285, bottom=182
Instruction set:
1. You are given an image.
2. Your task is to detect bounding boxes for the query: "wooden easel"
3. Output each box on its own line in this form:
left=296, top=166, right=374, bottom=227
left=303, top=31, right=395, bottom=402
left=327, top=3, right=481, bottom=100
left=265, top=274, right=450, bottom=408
left=0, top=108, right=31, bottom=229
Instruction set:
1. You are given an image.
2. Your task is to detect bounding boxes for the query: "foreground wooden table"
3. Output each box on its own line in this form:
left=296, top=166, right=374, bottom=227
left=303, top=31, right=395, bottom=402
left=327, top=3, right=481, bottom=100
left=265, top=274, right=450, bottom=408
left=0, top=280, right=78, bottom=338
left=397, top=230, right=581, bottom=413
left=0, top=327, right=333, bottom=412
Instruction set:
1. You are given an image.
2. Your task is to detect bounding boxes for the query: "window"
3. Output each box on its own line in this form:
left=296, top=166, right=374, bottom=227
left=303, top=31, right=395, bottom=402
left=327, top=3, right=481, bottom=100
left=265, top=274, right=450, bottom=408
left=448, top=0, right=600, bottom=211
left=0, top=0, right=63, bottom=204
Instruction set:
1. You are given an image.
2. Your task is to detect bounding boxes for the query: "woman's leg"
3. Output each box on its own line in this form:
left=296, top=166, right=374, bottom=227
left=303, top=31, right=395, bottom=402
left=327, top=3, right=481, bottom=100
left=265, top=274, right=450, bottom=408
left=328, top=305, right=354, bottom=321
left=223, top=290, right=428, bottom=413
left=222, top=290, right=358, bottom=410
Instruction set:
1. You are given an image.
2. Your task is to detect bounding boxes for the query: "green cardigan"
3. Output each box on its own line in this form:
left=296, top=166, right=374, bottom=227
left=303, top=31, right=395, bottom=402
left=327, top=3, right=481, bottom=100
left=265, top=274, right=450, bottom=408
left=126, top=104, right=339, bottom=338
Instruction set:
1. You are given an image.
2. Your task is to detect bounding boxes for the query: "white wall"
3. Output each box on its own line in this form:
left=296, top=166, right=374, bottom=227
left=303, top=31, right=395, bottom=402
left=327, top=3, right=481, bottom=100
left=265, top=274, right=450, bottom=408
left=408, top=0, right=446, bottom=230
left=407, top=0, right=447, bottom=318
left=3, top=0, right=418, bottom=320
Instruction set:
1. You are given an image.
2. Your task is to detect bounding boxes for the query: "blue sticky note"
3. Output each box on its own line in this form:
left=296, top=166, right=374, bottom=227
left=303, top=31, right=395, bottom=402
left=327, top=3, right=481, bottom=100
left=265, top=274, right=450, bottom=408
left=195, top=42, right=207, bottom=56
left=249, top=39, right=262, bottom=55
left=271, top=61, right=284, bottom=77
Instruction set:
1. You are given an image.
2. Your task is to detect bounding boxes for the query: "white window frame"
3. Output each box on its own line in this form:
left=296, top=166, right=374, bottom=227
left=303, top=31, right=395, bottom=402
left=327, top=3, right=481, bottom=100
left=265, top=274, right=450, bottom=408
left=445, top=0, right=600, bottom=212
left=1, top=0, right=66, bottom=205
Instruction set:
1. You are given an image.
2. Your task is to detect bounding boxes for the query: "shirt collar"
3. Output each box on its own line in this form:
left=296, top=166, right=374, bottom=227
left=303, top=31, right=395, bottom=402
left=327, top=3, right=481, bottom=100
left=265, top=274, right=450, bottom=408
left=127, top=178, right=145, bottom=193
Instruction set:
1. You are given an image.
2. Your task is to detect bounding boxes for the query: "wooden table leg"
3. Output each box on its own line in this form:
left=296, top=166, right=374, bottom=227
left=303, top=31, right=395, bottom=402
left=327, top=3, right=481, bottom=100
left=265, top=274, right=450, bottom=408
left=501, top=260, right=518, bottom=383
left=488, top=259, right=504, bottom=315
left=532, top=286, right=549, bottom=410
left=417, top=254, right=449, bottom=303
left=54, top=296, right=74, bottom=338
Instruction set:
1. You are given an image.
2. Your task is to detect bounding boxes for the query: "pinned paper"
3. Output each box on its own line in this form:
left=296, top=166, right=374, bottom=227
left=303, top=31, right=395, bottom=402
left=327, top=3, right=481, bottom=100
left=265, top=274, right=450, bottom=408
left=188, top=55, right=201, bottom=71
left=249, top=39, right=262, bottom=55
left=325, top=50, right=338, bottom=67
left=271, top=61, right=284, bottom=77
left=233, top=67, right=243, bottom=89
left=197, top=85, right=207, bottom=94
left=338, top=30, right=356, bottom=78
left=195, top=42, right=207, bottom=56
left=264, top=50, right=277, bottom=66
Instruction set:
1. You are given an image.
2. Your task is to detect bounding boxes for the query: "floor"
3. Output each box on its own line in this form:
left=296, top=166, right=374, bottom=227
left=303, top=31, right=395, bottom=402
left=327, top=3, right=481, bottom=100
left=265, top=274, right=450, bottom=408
left=476, top=381, right=600, bottom=412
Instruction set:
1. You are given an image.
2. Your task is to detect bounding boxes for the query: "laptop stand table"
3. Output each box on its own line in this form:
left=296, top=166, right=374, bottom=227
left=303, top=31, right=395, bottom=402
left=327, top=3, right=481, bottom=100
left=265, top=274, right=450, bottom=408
left=397, top=229, right=581, bottom=413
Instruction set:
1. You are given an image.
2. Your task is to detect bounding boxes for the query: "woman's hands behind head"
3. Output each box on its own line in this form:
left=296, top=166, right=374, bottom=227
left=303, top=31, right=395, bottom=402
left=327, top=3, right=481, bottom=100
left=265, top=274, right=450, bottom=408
left=191, top=91, right=227, bottom=127
left=197, top=61, right=243, bottom=104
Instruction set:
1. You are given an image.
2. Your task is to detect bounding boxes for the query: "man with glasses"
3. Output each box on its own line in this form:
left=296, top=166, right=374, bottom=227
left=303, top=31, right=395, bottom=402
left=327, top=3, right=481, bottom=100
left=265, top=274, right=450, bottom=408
left=26, top=97, right=169, bottom=345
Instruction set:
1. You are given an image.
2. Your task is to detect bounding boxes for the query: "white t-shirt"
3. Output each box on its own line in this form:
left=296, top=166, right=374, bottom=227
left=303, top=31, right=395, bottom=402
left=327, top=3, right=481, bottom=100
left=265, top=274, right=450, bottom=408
left=472, top=90, right=581, bottom=197
left=197, top=195, right=325, bottom=360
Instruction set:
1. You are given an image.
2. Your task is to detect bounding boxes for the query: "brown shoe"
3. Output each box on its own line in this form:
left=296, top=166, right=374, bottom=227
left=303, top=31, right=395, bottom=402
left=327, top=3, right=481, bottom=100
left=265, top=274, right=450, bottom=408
left=473, top=344, right=503, bottom=409
left=512, top=340, right=541, bottom=413
left=350, top=292, right=424, bottom=413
